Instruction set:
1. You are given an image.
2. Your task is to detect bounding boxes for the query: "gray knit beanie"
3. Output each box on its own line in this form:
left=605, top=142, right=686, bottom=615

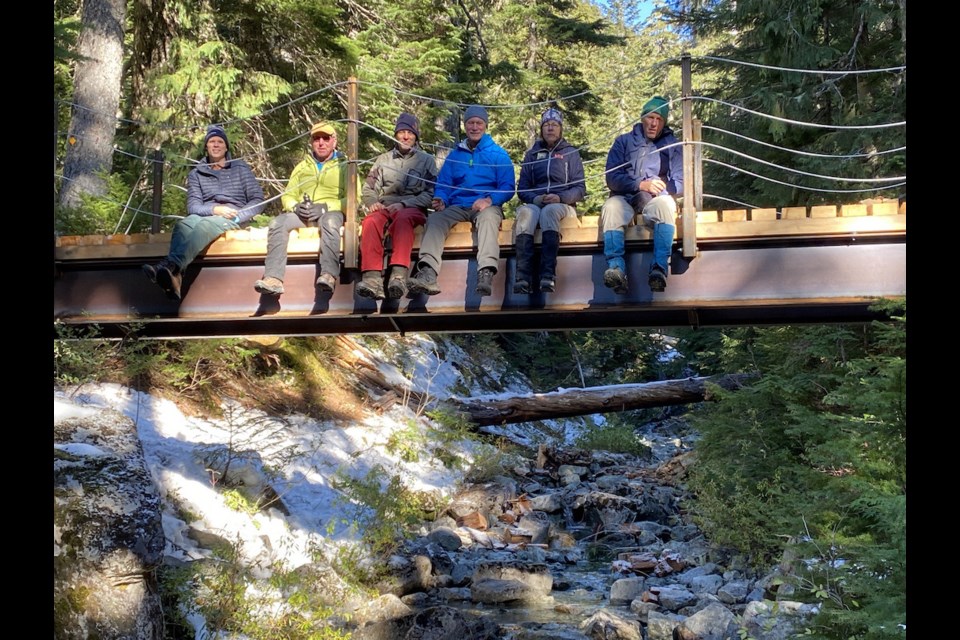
left=463, top=105, right=489, bottom=124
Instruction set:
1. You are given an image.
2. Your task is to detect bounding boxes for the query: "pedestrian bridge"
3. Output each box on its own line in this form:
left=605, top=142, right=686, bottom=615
left=53, top=200, right=906, bottom=339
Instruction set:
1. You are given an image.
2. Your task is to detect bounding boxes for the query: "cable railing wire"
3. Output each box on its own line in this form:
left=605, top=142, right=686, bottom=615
left=701, top=193, right=762, bottom=210
left=704, top=158, right=907, bottom=195
left=695, top=56, right=906, bottom=75
left=695, top=141, right=905, bottom=183
left=693, top=96, right=905, bottom=130
left=703, top=125, right=905, bottom=159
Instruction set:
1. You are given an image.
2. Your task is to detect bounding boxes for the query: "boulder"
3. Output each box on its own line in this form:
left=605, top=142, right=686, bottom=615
left=54, top=408, right=165, bottom=639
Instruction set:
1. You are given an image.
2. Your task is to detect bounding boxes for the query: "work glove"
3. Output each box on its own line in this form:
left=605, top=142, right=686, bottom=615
left=295, top=200, right=314, bottom=221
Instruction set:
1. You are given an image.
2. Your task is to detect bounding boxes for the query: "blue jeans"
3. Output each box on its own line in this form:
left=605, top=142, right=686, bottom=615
left=167, top=214, right=238, bottom=271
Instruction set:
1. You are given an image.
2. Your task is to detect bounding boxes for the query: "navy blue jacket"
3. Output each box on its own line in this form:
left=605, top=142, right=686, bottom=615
left=517, top=138, right=586, bottom=206
left=186, top=155, right=266, bottom=224
left=605, top=123, right=683, bottom=199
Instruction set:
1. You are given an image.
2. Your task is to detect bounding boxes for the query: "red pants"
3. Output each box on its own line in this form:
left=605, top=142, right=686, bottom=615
left=360, top=207, right=427, bottom=272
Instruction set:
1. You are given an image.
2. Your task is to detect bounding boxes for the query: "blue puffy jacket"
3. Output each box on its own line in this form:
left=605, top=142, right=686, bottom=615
left=517, top=138, right=586, bottom=206
left=605, top=123, right=683, bottom=199
left=434, top=134, right=516, bottom=209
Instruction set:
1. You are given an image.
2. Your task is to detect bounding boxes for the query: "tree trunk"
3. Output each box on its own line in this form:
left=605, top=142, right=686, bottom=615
left=449, top=374, right=754, bottom=426
left=59, top=0, right=127, bottom=209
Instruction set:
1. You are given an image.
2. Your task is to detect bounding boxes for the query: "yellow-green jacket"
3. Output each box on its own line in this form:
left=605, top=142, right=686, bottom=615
left=281, top=151, right=362, bottom=214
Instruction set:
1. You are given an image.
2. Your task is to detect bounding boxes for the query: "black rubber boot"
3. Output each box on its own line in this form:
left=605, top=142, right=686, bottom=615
left=514, top=233, right=534, bottom=294
left=539, top=230, right=559, bottom=292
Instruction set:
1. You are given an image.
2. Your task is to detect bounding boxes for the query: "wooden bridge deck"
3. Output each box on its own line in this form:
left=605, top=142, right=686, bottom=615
left=53, top=202, right=906, bottom=338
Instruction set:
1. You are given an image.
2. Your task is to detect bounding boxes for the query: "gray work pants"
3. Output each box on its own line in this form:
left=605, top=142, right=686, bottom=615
left=600, top=194, right=676, bottom=232
left=416, top=205, right=503, bottom=273
left=262, top=210, right=344, bottom=281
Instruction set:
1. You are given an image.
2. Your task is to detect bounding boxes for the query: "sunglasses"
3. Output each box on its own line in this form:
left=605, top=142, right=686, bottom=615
left=312, top=133, right=334, bottom=141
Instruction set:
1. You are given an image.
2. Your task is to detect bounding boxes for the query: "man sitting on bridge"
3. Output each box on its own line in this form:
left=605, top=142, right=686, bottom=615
left=514, top=107, right=586, bottom=294
left=601, top=96, right=683, bottom=294
left=356, top=112, right=438, bottom=301
left=407, top=105, right=516, bottom=298
left=143, top=125, right=265, bottom=300
left=254, top=121, right=360, bottom=296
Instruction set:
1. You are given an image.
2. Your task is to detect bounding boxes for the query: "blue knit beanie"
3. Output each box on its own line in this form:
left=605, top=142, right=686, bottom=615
left=463, top=105, right=489, bottom=124
left=203, top=125, right=229, bottom=150
left=641, top=96, right=669, bottom=121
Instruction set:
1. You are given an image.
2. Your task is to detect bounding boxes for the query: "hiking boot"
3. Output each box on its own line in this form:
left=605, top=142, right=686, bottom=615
left=476, top=267, right=496, bottom=296
left=603, top=267, right=629, bottom=295
left=155, top=261, right=182, bottom=300
left=254, top=276, right=284, bottom=296
left=648, top=265, right=667, bottom=292
left=539, top=277, right=556, bottom=293
left=407, top=265, right=441, bottom=296
left=513, top=278, right=531, bottom=295
left=316, top=272, right=337, bottom=292
left=143, top=258, right=176, bottom=285
left=355, top=270, right=385, bottom=300
left=386, top=266, right=409, bottom=299
left=142, top=262, right=159, bottom=283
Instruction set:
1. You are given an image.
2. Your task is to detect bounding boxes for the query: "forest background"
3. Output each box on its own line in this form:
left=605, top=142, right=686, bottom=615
left=53, top=1, right=906, bottom=638
left=53, top=0, right=906, bottom=232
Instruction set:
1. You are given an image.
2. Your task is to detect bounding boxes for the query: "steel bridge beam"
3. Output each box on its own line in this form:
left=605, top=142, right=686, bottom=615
left=54, top=241, right=906, bottom=339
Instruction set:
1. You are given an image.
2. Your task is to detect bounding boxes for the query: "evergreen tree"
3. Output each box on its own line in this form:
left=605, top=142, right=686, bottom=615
left=58, top=0, right=127, bottom=210
left=665, top=0, right=906, bottom=208
left=686, top=302, right=906, bottom=639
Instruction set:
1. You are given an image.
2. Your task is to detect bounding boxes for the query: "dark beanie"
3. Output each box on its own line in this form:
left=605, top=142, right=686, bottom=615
left=204, top=125, right=229, bottom=150
left=463, top=105, right=489, bottom=124
left=395, top=112, right=420, bottom=140
left=641, top=96, right=669, bottom=121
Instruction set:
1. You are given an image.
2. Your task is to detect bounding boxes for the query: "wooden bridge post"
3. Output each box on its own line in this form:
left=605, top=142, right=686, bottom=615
left=693, top=118, right=703, bottom=213
left=681, top=53, right=697, bottom=258
left=344, top=76, right=359, bottom=271
left=151, top=149, right=163, bottom=234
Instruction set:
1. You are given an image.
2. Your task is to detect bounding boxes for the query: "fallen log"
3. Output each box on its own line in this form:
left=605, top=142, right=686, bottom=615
left=448, top=374, right=754, bottom=426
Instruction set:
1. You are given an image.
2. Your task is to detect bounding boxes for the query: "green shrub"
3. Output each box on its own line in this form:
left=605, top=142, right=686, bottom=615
left=575, top=414, right=652, bottom=457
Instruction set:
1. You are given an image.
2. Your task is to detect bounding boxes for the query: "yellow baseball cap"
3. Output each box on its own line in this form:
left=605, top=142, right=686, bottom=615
left=310, top=122, right=337, bottom=137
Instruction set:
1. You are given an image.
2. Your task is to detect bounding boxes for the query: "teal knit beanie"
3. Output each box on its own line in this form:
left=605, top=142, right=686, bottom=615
left=641, top=96, right=669, bottom=120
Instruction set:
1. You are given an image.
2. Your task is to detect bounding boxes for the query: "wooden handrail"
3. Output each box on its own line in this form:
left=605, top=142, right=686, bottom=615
left=54, top=202, right=905, bottom=261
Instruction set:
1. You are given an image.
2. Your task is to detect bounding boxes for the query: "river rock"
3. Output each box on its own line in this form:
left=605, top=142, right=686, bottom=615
left=717, top=579, right=751, bottom=604
left=471, top=577, right=537, bottom=603
left=610, top=576, right=647, bottom=605
left=646, top=610, right=685, bottom=640
left=742, top=600, right=820, bottom=640
left=579, top=609, right=642, bottom=640
left=350, top=605, right=499, bottom=640
left=428, top=526, right=463, bottom=551
left=673, top=602, right=739, bottom=639
left=473, top=561, right=553, bottom=597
